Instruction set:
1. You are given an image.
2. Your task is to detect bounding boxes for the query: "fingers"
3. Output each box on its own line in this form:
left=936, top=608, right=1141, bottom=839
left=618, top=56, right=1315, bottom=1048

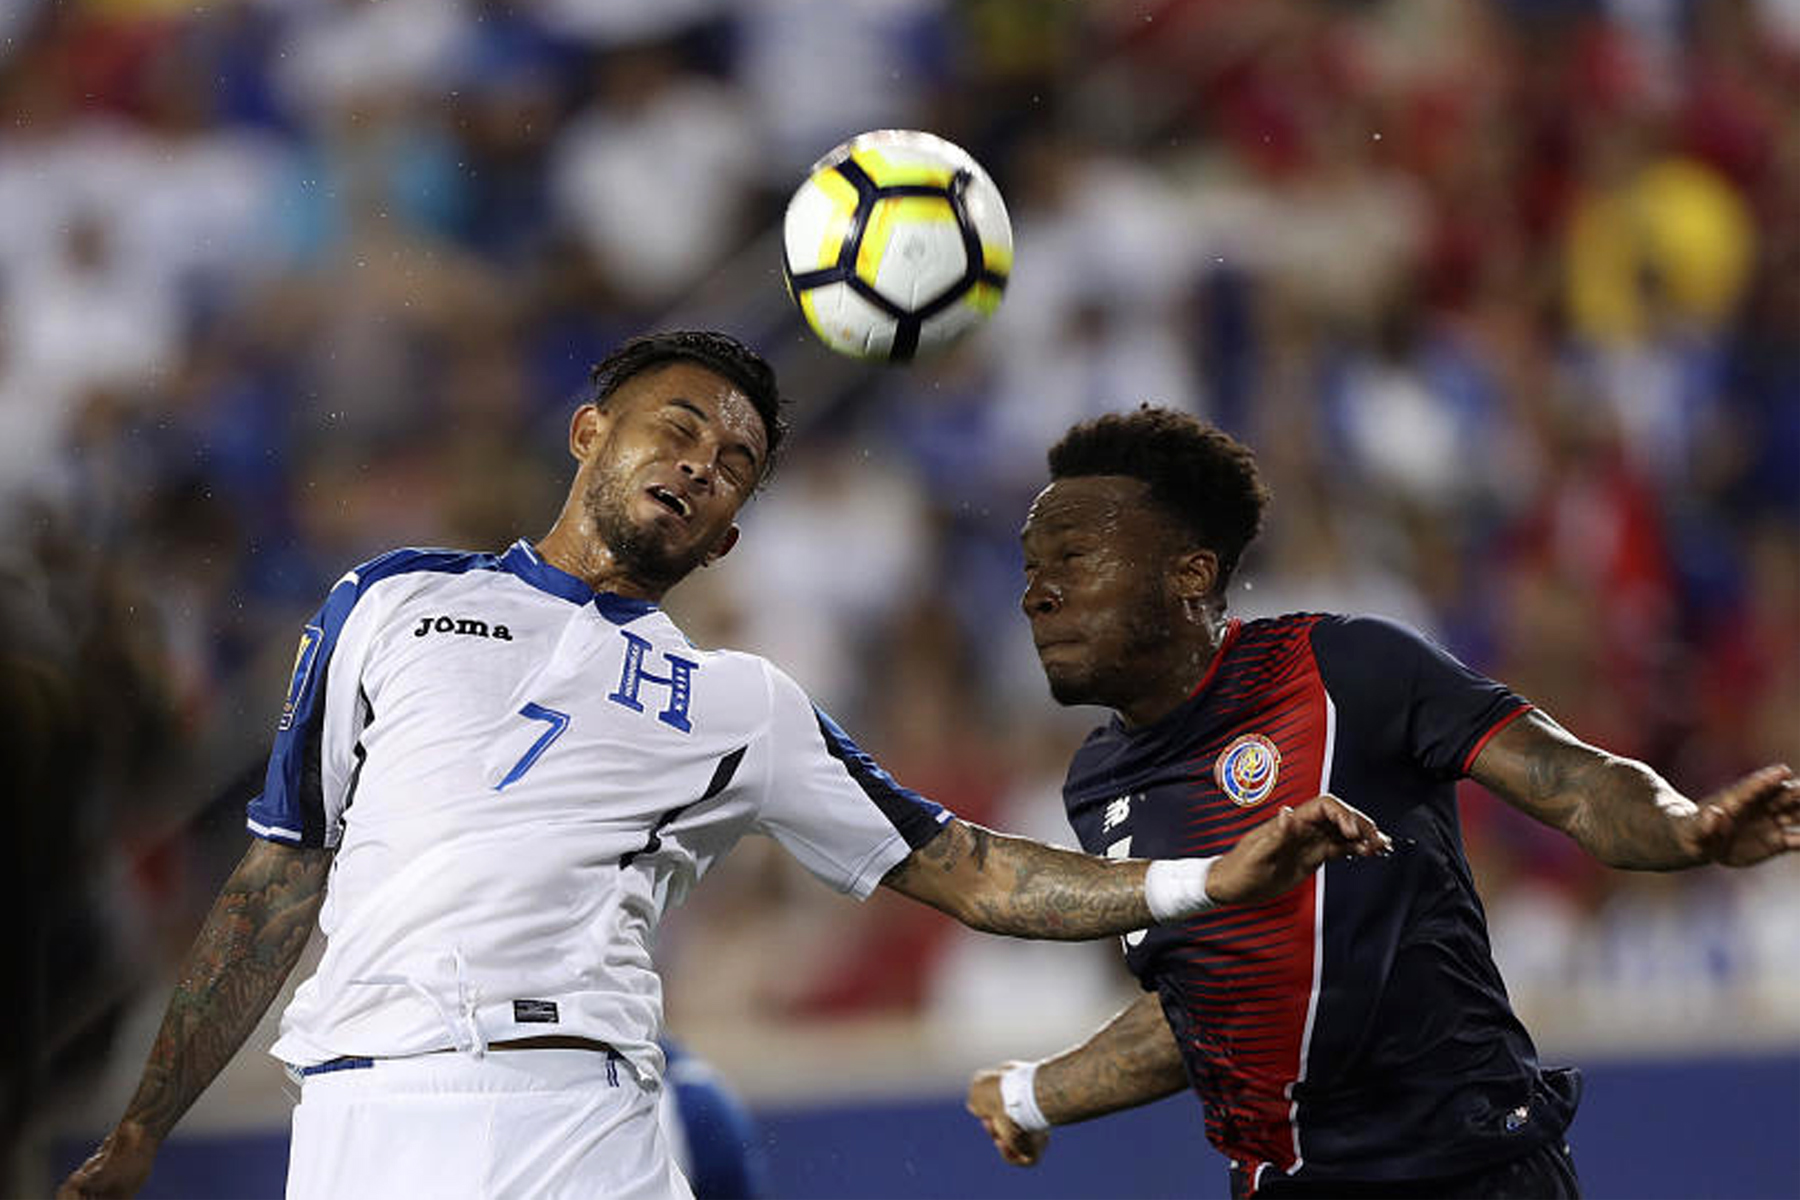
left=995, top=1123, right=1046, bottom=1166
left=54, top=1169, right=100, bottom=1200
left=1299, top=795, right=1393, bottom=857
left=1773, top=776, right=1800, bottom=822
left=966, top=1108, right=1043, bottom=1166
left=1708, top=765, right=1797, bottom=816
left=1693, top=767, right=1800, bottom=866
left=965, top=1068, right=1044, bottom=1167
left=55, top=1158, right=99, bottom=1199
left=1014, top=1128, right=1050, bottom=1165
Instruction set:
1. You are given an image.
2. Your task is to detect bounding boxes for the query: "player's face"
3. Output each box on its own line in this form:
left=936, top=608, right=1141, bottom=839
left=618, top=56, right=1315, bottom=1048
left=573, top=362, right=767, bottom=592
left=1019, top=476, right=1188, bottom=713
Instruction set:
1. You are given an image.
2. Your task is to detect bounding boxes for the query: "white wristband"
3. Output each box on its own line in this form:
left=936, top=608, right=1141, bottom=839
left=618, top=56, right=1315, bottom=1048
left=1144, top=856, right=1220, bottom=922
left=998, top=1061, right=1050, bottom=1132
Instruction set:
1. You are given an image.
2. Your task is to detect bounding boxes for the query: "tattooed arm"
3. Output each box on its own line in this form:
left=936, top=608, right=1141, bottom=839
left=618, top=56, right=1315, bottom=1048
left=881, top=795, right=1389, bottom=939
left=58, top=839, right=330, bottom=1199
left=1471, top=710, right=1800, bottom=870
left=880, top=819, right=1151, bottom=939
left=967, top=992, right=1184, bottom=1166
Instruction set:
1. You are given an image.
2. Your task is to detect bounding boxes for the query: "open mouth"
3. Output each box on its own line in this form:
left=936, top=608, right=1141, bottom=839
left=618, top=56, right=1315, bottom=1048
left=647, top=485, right=691, bottom=519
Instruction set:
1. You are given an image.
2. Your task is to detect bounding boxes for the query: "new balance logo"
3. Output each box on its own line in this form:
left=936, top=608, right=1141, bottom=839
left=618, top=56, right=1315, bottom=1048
left=1102, top=794, right=1134, bottom=833
left=413, top=614, right=514, bottom=640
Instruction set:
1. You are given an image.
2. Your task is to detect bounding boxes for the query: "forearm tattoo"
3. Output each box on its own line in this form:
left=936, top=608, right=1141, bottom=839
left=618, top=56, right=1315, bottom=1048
left=886, top=821, right=1154, bottom=939
left=1497, top=720, right=1699, bottom=869
left=1037, top=994, right=1187, bottom=1123
left=123, top=842, right=329, bottom=1138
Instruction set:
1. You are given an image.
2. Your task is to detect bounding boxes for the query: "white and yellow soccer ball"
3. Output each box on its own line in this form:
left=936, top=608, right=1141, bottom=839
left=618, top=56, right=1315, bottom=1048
left=782, top=129, right=1012, bottom=362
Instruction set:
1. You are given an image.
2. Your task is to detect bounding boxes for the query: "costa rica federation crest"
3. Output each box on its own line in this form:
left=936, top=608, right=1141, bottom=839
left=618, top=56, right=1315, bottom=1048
left=1215, top=733, right=1281, bottom=807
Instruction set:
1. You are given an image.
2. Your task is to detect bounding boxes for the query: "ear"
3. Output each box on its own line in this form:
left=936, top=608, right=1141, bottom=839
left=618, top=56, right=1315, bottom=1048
left=704, top=524, right=741, bottom=567
left=569, top=403, right=604, bottom=462
left=1172, top=547, right=1219, bottom=605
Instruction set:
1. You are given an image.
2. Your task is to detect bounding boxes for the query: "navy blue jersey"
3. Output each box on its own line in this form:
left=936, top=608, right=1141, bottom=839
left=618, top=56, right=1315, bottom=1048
left=1062, top=614, right=1571, bottom=1193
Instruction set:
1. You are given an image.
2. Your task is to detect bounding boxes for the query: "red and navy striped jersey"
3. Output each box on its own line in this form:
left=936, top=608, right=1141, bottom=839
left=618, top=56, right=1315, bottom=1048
left=1062, top=614, right=1572, bottom=1193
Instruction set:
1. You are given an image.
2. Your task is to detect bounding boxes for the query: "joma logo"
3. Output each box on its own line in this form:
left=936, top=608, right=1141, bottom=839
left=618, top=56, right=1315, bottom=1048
left=413, top=614, right=513, bottom=640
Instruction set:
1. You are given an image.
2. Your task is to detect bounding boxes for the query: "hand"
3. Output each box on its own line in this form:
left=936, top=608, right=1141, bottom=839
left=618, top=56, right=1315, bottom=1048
left=966, top=1065, right=1049, bottom=1167
left=1684, top=765, right=1800, bottom=867
left=55, top=1122, right=159, bottom=1199
left=1206, top=794, right=1390, bottom=906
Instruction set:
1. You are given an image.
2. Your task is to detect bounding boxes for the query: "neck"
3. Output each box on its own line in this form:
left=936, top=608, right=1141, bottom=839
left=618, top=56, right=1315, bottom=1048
left=1116, top=608, right=1230, bottom=730
left=533, top=524, right=665, bottom=603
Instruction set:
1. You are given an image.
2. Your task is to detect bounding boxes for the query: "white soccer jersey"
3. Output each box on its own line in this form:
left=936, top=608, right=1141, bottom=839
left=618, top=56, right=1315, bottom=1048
left=248, top=540, right=949, bottom=1082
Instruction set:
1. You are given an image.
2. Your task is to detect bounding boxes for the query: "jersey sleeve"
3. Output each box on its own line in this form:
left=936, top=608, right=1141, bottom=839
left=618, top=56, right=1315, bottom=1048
left=750, top=664, right=951, bottom=898
left=1311, top=614, right=1531, bottom=779
left=245, top=565, right=379, bottom=848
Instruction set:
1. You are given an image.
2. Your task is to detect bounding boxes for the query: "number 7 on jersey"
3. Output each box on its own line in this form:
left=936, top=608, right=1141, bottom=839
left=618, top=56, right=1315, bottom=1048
left=496, top=702, right=571, bottom=790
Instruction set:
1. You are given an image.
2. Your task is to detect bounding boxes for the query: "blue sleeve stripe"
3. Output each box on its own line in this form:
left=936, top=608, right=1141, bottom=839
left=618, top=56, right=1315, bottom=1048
left=246, top=547, right=501, bottom=847
left=813, top=708, right=949, bottom=850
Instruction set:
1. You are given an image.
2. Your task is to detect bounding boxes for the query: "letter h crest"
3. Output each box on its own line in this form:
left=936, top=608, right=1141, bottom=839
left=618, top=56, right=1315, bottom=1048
left=607, top=630, right=698, bottom=732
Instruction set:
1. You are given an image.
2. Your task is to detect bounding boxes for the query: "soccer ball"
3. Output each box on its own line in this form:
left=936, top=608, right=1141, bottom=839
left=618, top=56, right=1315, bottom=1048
left=782, top=129, right=1012, bottom=363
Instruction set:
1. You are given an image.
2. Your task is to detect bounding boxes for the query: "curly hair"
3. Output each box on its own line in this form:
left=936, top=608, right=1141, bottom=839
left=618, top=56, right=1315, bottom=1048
left=1047, top=406, right=1270, bottom=597
left=588, top=330, right=789, bottom=476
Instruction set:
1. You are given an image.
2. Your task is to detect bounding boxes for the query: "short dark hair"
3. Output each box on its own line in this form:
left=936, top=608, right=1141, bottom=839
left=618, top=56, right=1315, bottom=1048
left=1047, top=406, right=1270, bottom=597
left=588, top=330, right=789, bottom=476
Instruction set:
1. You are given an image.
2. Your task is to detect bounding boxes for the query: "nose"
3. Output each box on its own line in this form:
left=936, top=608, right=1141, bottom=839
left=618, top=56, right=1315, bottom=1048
left=678, top=456, right=713, bottom=491
left=1021, top=574, right=1060, bottom=617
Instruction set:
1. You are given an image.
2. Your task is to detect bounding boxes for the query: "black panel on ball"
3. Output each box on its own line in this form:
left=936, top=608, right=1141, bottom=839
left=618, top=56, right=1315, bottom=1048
left=890, top=318, right=922, bottom=362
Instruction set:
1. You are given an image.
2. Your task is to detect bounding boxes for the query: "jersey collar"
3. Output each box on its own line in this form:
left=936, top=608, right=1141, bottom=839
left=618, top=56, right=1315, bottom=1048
left=1186, top=618, right=1243, bottom=702
left=500, top=539, right=659, bottom=626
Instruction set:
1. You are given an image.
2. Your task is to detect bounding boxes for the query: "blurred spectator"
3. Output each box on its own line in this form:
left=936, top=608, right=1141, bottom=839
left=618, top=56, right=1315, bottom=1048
left=734, top=0, right=950, bottom=176
left=550, top=37, right=760, bottom=310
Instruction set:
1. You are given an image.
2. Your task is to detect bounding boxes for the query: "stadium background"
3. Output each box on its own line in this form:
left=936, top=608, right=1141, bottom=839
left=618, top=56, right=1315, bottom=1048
left=3, top=0, right=1795, bottom=1196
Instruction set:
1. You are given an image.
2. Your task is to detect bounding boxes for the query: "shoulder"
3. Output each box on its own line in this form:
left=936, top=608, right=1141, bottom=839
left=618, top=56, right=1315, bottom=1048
left=648, top=623, right=776, bottom=679
left=320, top=546, right=504, bottom=617
left=1225, top=611, right=1337, bottom=653
left=1304, top=611, right=1439, bottom=656
left=341, top=546, right=500, bottom=593
left=646, top=629, right=794, bottom=715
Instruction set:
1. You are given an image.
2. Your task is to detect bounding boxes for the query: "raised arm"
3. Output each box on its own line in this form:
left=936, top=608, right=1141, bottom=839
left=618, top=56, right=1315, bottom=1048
left=58, top=838, right=331, bottom=1199
left=967, top=991, right=1185, bottom=1166
left=1470, top=710, right=1800, bottom=870
left=880, top=793, right=1389, bottom=939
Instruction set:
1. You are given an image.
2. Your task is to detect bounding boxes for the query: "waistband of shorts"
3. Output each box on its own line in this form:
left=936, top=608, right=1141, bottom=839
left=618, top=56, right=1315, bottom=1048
left=288, top=1044, right=637, bottom=1097
left=293, top=1036, right=619, bottom=1078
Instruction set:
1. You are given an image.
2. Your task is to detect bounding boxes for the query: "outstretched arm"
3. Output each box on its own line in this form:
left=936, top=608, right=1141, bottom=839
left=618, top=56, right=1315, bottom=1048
left=967, top=992, right=1184, bottom=1166
left=881, top=793, right=1389, bottom=938
left=58, top=838, right=330, bottom=1199
left=1471, top=710, right=1800, bottom=870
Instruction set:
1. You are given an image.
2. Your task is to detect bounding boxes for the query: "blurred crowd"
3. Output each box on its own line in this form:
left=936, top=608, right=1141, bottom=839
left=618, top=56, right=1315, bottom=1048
left=5, top=0, right=1798, bottom=1158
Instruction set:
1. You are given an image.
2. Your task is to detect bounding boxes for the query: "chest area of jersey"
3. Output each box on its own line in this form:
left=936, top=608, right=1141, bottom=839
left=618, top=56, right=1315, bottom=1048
left=362, top=595, right=749, bottom=803
left=371, top=589, right=697, bottom=707
left=1066, top=661, right=1331, bottom=860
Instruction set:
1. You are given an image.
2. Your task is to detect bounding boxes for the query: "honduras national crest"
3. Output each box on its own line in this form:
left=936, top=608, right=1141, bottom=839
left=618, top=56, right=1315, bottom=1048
left=1215, top=733, right=1281, bottom=807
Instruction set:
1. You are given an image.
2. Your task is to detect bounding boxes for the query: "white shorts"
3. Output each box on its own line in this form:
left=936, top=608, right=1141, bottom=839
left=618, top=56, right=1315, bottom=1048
left=285, top=1049, right=693, bottom=1200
